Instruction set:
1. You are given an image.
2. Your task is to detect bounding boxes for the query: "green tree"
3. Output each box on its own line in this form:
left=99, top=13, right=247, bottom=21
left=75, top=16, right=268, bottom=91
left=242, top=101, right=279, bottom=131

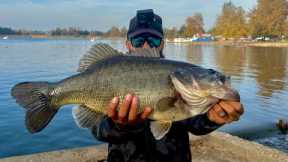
left=0, top=27, right=16, bottom=35
left=213, top=2, right=248, bottom=38
left=177, top=25, right=186, bottom=37
left=50, top=27, right=90, bottom=36
left=249, top=0, right=288, bottom=37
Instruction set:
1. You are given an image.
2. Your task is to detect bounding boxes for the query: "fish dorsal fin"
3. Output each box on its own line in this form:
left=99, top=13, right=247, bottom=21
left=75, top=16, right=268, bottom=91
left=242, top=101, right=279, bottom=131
left=78, top=43, right=124, bottom=72
left=150, top=121, right=172, bottom=140
left=130, top=48, right=161, bottom=58
left=72, top=105, right=104, bottom=128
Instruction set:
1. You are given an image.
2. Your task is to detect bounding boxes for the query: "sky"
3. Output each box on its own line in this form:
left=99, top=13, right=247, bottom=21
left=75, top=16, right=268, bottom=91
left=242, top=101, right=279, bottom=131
left=0, top=0, right=257, bottom=31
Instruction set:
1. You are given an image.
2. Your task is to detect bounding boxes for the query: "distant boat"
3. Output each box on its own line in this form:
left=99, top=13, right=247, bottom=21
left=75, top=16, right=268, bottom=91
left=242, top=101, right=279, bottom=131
left=168, top=37, right=192, bottom=43
left=3, top=36, right=8, bottom=40
left=90, top=37, right=96, bottom=42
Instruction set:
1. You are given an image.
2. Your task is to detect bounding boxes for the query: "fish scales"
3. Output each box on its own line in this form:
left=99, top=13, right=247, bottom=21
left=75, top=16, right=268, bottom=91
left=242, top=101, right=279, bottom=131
left=51, top=56, right=184, bottom=117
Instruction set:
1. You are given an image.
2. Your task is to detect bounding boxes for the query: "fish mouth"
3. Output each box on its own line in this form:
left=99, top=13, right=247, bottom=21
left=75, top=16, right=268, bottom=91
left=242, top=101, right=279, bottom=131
left=220, top=76, right=240, bottom=101
left=220, top=87, right=240, bottom=102
left=207, top=84, right=240, bottom=102
left=224, top=89, right=240, bottom=102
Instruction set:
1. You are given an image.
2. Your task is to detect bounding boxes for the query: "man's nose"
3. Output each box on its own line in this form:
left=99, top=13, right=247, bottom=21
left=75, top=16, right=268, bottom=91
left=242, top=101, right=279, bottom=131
left=143, top=41, right=150, bottom=48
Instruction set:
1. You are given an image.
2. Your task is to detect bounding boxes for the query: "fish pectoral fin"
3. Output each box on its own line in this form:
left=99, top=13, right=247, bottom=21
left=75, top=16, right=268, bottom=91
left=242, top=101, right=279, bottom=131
left=150, top=121, right=172, bottom=140
left=78, top=43, right=124, bottom=72
left=72, top=105, right=104, bottom=128
left=156, top=97, right=176, bottom=111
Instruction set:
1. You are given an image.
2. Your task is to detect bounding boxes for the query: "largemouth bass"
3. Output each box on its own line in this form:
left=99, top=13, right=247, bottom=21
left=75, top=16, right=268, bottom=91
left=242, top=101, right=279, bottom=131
left=11, top=44, right=240, bottom=139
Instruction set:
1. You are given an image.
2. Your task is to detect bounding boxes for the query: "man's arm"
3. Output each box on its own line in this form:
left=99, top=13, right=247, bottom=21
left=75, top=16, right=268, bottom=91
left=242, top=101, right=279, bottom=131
left=179, top=113, right=222, bottom=135
left=91, top=94, right=152, bottom=144
left=181, top=101, right=244, bottom=135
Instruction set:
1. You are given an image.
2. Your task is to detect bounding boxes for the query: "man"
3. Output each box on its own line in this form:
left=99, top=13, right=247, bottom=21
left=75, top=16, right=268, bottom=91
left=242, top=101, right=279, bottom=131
left=92, top=9, right=244, bottom=162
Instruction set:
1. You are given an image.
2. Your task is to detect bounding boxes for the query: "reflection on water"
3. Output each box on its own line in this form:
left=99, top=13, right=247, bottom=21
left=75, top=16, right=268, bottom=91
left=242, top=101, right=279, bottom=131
left=186, top=45, right=204, bottom=66
left=247, top=47, right=288, bottom=97
left=0, top=39, right=288, bottom=158
left=213, top=46, right=247, bottom=78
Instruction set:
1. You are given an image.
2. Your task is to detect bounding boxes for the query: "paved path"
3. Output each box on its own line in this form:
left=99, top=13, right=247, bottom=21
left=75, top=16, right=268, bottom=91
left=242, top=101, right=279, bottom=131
left=1, top=132, right=287, bottom=162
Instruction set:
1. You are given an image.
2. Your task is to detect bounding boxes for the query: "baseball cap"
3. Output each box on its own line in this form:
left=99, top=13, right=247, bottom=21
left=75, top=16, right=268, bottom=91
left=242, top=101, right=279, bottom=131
left=127, top=9, right=164, bottom=39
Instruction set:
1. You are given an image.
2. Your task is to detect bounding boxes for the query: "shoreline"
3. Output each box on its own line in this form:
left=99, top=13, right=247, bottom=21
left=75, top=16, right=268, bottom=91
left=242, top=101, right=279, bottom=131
left=1, top=35, right=288, bottom=47
left=0, top=131, right=287, bottom=162
left=167, top=41, right=288, bottom=48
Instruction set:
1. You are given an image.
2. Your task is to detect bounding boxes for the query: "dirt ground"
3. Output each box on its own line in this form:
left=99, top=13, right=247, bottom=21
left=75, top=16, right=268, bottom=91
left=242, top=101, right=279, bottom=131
left=0, top=131, right=287, bottom=162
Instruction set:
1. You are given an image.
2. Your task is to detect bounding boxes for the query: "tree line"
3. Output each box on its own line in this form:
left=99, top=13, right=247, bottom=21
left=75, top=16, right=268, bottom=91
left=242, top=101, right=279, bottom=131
left=0, top=26, right=127, bottom=38
left=165, top=0, right=288, bottom=39
left=1, top=0, right=288, bottom=39
left=211, top=0, right=288, bottom=39
left=49, top=26, right=128, bottom=37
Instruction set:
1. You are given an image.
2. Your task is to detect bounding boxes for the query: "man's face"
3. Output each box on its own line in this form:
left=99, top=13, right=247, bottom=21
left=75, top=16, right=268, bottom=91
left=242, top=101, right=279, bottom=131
left=126, top=33, right=164, bottom=54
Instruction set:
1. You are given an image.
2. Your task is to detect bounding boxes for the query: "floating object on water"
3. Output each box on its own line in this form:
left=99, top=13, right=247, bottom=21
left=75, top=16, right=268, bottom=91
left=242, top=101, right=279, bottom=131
left=276, top=119, right=288, bottom=133
left=90, top=37, right=96, bottom=42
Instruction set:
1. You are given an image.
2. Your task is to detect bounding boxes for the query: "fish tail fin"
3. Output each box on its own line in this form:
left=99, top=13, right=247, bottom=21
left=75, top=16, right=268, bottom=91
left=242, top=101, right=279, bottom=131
left=11, top=82, right=58, bottom=133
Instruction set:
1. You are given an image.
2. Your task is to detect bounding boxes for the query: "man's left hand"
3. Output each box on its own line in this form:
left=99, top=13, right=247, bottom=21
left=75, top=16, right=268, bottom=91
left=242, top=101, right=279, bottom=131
left=207, top=101, right=244, bottom=125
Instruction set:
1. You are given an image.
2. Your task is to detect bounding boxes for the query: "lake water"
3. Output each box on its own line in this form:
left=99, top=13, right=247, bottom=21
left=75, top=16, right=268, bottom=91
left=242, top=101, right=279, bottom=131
left=0, top=39, right=288, bottom=158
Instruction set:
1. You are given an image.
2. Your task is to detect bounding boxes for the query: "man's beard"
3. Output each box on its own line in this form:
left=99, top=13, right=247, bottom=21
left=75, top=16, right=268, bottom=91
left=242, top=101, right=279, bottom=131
left=128, top=47, right=164, bottom=58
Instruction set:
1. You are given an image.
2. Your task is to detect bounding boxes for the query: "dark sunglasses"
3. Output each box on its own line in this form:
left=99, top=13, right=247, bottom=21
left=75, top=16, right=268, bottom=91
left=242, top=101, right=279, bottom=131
left=130, top=35, right=162, bottom=48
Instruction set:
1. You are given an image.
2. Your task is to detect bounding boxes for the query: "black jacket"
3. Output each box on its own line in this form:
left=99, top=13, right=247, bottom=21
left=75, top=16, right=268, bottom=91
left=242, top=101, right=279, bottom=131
left=92, top=113, right=221, bottom=162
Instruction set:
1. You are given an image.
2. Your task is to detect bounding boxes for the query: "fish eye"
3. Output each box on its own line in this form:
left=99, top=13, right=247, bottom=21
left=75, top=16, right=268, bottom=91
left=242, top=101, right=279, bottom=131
left=208, top=69, right=216, bottom=75
left=219, top=75, right=226, bottom=83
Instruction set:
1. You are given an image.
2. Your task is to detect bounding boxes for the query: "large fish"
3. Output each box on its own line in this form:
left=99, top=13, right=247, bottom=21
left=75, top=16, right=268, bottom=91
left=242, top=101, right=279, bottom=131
left=11, top=44, right=240, bottom=139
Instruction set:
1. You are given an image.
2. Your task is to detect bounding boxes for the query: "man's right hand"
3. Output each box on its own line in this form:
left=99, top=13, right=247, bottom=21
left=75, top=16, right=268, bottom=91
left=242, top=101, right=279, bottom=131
left=107, top=94, right=153, bottom=125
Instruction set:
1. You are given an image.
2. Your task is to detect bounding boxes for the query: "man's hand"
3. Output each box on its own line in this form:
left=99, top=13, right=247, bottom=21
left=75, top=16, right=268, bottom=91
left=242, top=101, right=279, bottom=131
left=107, top=94, right=153, bottom=125
left=207, top=101, right=244, bottom=125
